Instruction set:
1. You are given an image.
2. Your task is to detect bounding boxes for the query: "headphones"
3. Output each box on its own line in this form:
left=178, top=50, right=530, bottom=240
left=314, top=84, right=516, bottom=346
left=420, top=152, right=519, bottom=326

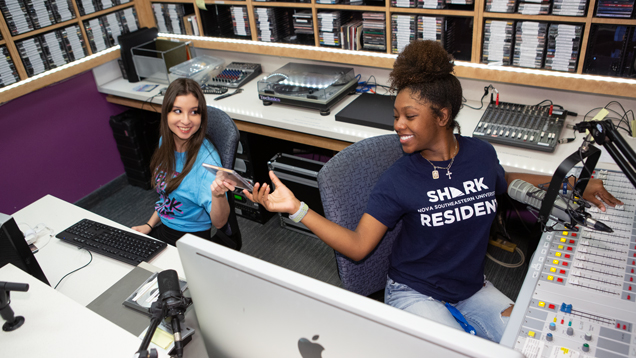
left=20, top=223, right=52, bottom=245
left=23, top=229, right=37, bottom=244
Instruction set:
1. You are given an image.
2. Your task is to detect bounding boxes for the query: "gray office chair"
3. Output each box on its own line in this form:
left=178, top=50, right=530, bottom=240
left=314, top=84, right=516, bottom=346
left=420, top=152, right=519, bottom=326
left=317, top=134, right=405, bottom=299
left=206, top=105, right=242, bottom=251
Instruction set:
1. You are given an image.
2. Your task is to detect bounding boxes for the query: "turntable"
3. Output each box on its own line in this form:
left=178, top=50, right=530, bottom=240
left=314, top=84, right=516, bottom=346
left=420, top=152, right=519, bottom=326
left=257, top=63, right=358, bottom=115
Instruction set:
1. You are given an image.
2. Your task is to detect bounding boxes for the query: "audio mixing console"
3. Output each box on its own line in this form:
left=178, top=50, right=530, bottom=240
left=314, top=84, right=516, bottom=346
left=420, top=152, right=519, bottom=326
left=207, top=62, right=262, bottom=89
left=501, top=169, right=636, bottom=358
left=472, top=101, right=567, bottom=153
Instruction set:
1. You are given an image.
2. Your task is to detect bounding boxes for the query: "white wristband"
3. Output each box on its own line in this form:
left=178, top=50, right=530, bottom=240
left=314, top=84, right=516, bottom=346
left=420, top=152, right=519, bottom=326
left=289, top=202, right=309, bottom=223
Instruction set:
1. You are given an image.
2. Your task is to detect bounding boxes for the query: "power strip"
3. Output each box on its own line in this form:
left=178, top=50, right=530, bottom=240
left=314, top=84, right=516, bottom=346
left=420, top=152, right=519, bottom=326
left=488, top=238, right=517, bottom=252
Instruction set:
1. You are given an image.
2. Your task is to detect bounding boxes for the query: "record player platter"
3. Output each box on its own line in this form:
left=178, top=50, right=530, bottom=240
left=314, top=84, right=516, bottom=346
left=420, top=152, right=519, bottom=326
left=257, top=62, right=358, bottom=116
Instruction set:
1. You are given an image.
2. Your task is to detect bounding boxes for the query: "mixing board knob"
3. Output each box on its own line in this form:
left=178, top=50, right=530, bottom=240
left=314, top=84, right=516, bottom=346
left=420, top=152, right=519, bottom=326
left=582, top=343, right=590, bottom=352
left=585, top=333, right=592, bottom=341
left=546, top=333, right=553, bottom=341
left=549, top=322, right=556, bottom=331
left=567, top=327, right=574, bottom=336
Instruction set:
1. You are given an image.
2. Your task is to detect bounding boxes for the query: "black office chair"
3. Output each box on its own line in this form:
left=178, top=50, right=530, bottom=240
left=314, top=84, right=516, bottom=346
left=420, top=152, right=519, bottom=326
left=317, top=134, right=405, bottom=300
left=206, top=105, right=242, bottom=251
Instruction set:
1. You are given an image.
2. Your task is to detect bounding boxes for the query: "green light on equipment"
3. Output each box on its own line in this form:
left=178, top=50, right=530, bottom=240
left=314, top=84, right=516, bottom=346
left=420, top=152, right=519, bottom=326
left=234, top=194, right=242, bottom=200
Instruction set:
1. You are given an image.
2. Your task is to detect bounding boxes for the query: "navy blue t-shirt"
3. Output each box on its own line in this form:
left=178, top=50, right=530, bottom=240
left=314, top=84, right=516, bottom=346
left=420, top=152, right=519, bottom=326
left=366, top=135, right=507, bottom=303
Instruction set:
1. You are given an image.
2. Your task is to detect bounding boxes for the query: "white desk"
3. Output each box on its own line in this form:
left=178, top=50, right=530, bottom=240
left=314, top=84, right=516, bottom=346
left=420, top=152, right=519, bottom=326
left=6, top=195, right=207, bottom=357
left=96, top=74, right=634, bottom=176
left=1, top=264, right=171, bottom=358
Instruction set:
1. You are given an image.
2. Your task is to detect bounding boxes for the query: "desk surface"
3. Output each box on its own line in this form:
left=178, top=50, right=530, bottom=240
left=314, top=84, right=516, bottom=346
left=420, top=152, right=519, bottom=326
left=8, top=195, right=206, bottom=357
left=12, top=195, right=184, bottom=306
left=97, top=75, right=633, bottom=176
left=0, top=264, right=170, bottom=358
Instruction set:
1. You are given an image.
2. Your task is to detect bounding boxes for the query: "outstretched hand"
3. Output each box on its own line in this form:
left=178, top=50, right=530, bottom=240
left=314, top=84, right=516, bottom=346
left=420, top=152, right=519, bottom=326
left=243, top=171, right=300, bottom=214
left=581, top=178, right=623, bottom=212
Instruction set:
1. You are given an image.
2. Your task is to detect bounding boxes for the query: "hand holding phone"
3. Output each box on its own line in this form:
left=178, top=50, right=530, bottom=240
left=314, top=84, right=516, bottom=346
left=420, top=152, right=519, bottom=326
left=203, top=163, right=254, bottom=192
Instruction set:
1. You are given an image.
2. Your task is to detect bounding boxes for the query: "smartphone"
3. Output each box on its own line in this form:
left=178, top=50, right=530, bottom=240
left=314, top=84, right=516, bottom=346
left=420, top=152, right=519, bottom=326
left=202, top=163, right=254, bottom=192
left=29, top=243, right=39, bottom=254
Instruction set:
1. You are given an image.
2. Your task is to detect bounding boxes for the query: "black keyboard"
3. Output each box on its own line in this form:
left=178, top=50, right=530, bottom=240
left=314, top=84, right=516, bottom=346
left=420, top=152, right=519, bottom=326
left=56, top=219, right=167, bottom=266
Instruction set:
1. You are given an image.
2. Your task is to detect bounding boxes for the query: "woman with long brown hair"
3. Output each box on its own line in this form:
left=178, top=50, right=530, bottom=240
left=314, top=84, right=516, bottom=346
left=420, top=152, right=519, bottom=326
left=132, top=78, right=232, bottom=246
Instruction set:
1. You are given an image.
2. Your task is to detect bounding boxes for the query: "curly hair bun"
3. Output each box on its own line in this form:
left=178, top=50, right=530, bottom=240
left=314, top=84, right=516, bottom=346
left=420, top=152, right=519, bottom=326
left=390, top=40, right=455, bottom=91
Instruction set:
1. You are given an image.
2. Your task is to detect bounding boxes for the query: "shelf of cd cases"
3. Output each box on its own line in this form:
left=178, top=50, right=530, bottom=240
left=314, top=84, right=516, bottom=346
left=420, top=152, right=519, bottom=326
left=152, top=3, right=187, bottom=35
left=0, top=2, right=136, bottom=86
left=84, top=6, right=139, bottom=52
left=362, top=12, right=386, bottom=51
left=3, top=0, right=636, bottom=104
left=0, top=45, right=21, bottom=87
left=391, top=14, right=416, bottom=54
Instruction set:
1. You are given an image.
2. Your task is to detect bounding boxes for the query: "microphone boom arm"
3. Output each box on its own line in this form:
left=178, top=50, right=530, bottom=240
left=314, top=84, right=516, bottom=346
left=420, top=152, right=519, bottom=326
left=573, top=119, right=636, bottom=189
left=538, top=143, right=600, bottom=229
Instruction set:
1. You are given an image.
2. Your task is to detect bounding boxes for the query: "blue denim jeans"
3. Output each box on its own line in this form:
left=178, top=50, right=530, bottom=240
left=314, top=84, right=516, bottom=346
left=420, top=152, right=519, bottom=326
left=385, top=276, right=513, bottom=343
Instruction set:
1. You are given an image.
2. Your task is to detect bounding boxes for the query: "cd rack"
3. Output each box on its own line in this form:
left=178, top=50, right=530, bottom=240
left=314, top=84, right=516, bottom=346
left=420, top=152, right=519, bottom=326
left=472, top=100, right=567, bottom=152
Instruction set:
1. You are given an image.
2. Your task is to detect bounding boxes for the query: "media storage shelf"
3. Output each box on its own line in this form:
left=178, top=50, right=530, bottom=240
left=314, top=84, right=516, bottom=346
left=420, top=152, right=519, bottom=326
left=3, top=0, right=636, bottom=102
left=0, top=0, right=142, bottom=104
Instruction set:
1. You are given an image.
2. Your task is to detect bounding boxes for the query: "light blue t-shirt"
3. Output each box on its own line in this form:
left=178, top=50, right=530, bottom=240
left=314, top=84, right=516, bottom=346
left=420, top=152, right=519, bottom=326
left=154, top=138, right=223, bottom=232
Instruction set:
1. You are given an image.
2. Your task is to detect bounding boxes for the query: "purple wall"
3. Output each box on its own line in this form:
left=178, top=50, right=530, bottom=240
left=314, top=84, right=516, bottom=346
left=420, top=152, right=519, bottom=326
left=1, top=71, right=128, bottom=214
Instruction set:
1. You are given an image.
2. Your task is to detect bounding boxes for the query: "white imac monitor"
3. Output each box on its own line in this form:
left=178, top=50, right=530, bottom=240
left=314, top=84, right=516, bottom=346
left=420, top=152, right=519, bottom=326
left=177, top=234, right=524, bottom=358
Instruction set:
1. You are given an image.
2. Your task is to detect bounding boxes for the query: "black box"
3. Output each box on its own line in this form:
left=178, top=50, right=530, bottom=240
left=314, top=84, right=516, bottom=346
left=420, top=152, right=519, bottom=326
left=268, top=153, right=326, bottom=238
left=109, top=109, right=160, bottom=189
left=335, top=93, right=395, bottom=131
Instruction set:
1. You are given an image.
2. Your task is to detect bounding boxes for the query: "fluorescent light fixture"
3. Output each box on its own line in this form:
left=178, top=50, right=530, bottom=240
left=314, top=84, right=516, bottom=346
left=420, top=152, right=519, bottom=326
left=158, top=33, right=396, bottom=59
left=159, top=34, right=636, bottom=85
left=0, top=46, right=120, bottom=94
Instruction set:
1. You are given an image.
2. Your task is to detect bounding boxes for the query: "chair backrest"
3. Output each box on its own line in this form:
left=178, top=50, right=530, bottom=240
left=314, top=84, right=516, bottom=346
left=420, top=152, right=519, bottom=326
left=317, top=134, right=405, bottom=297
left=206, top=105, right=242, bottom=250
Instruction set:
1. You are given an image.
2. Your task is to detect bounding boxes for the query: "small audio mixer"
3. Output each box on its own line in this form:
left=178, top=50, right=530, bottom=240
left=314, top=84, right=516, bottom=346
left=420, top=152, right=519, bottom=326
left=472, top=101, right=567, bottom=152
left=207, top=62, right=262, bottom=89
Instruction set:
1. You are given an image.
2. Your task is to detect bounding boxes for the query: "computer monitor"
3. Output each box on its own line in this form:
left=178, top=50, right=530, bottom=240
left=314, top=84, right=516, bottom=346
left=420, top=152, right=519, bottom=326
left=176, top=234, right=523, bottom=358
left=0, top=213, right=49, bottom=285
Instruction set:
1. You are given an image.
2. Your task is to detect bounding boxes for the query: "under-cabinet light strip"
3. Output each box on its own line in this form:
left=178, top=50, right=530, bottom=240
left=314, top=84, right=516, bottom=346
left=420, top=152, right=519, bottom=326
left=161, top=33, right=636, bottom=85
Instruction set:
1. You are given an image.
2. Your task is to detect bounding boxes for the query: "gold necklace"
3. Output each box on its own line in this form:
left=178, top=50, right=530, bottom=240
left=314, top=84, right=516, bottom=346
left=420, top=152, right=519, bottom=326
left=422, top=138, right=458, bottom=180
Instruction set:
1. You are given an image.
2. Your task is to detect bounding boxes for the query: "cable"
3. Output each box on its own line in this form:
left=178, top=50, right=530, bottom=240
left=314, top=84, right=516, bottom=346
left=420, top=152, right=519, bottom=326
left=582, top=102, right=634, bottom=137
left=357, top=74, right=391, bottom=95
left=54, top=249, right=93, bottom=289
left=462, top=85, right=494, bottom=110
left=141, top=93, right=161, bottom=113
left=534, top=99, right=564, bottom=111
left=486, top=247, right=525, bottom=268
left=487, top=207, right=526, bottom=268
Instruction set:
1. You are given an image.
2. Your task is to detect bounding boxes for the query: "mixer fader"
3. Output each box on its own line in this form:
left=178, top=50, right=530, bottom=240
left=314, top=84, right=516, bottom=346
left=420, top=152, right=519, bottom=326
left=501, top=169, right=636, bottom=358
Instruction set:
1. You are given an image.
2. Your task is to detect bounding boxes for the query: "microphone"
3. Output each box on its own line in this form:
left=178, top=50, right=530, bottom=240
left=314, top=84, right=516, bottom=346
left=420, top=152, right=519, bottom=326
left=0, top=282, right=29, bottom=292
left=508, top=179, right=613, bottom=233
left=1, top=281, right=29, bottom=332
left=157, top=270, right=190, bottom=358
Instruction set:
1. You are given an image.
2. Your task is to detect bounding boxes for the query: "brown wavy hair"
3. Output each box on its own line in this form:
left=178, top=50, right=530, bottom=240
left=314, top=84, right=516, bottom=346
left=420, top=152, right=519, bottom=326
left=389, top=40, right=462, bottom=133
left=151, top=78, right=208, bottom=194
